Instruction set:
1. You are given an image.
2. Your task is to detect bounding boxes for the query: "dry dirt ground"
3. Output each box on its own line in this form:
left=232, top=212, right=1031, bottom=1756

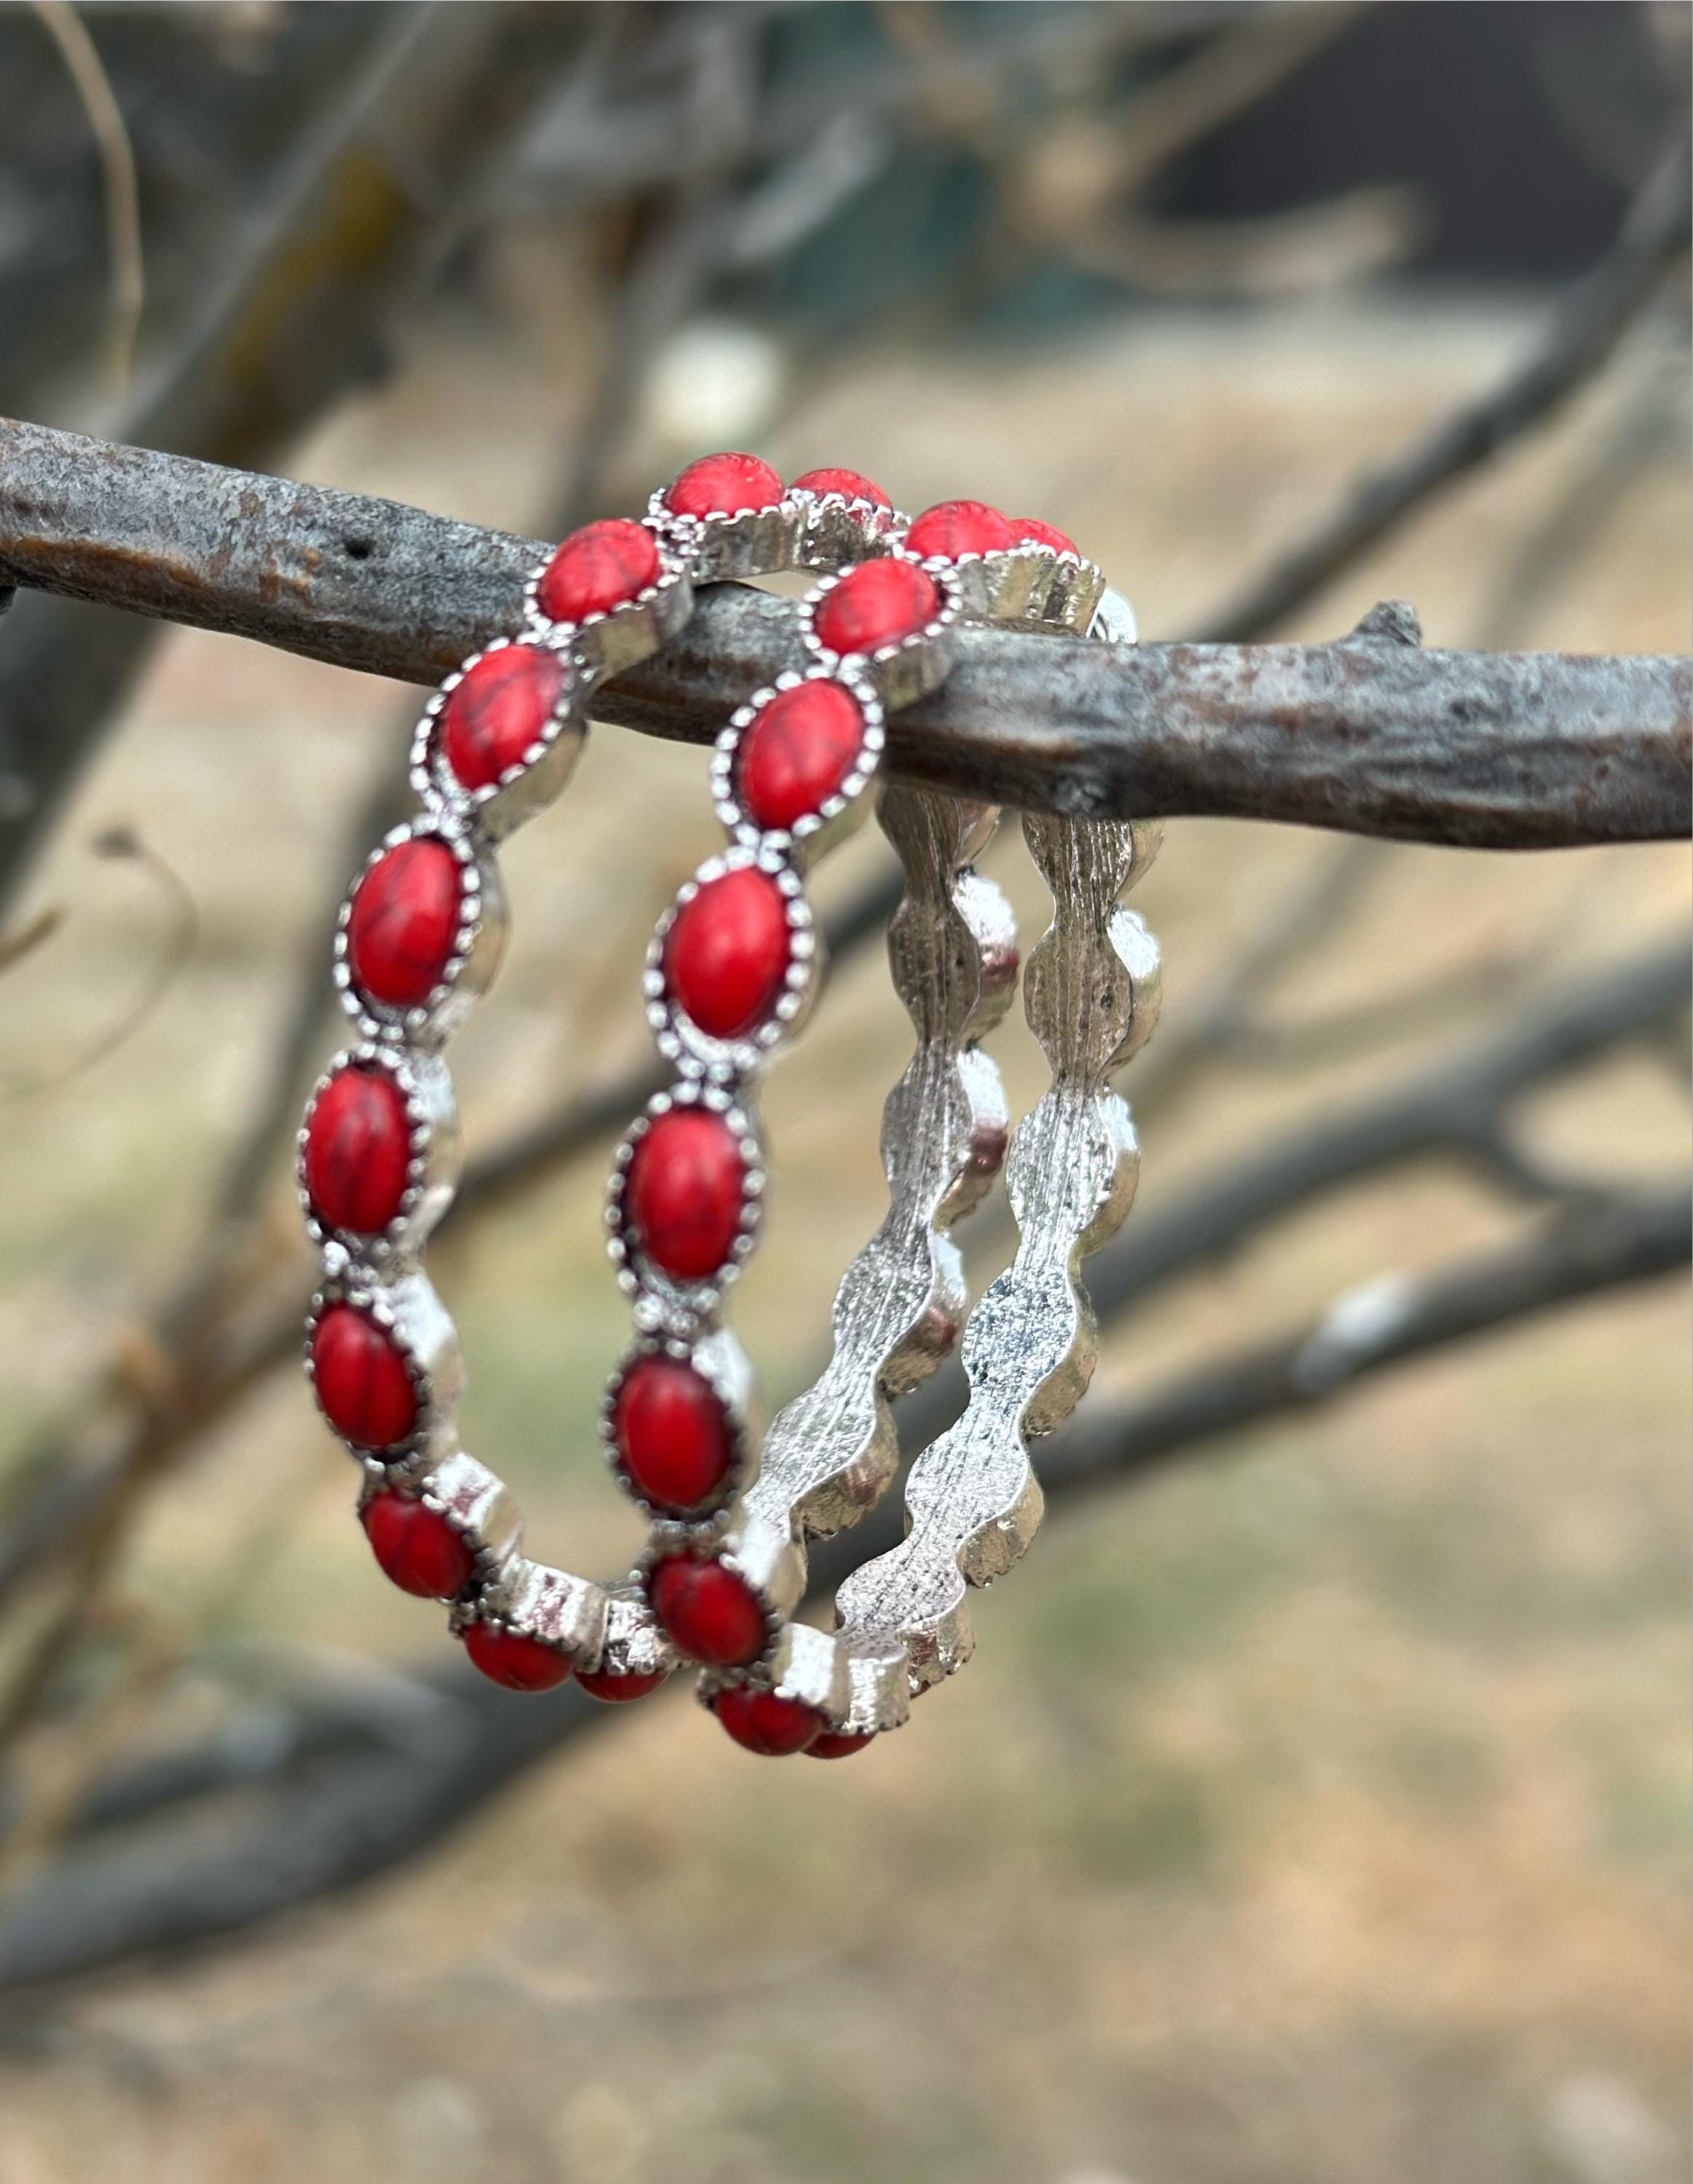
left=0, top=277, right=1686, bottom=2183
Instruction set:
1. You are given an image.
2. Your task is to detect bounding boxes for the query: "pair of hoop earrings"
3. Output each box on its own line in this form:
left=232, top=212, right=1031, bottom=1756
left=298, top=453, right=1159, bottom=1757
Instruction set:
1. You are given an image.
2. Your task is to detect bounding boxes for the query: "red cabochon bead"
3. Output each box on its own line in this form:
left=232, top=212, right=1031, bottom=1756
left=790, top=467, right=892, bottom=509
left=736, top=680, right=867, bottom=833
left=577, top=1666, right=669, bottom=1704
left=310, top=1305, right=417, bottom=1449
left=537, top=517, right=660, bottom=625
left=612, top=1355, right=735, bottom=1513
left=663, top=866, right=792, bottom=1042
left=663, top=451, right=784, bottom=520
left=440, top=645, right=566, bottom=791
left=304, top=1064, right=411, bottom=1235
left=905, top=499, right=1015, bottom=560
left=808, top=1730, right=876, bottom=1760
left=714, top=1687, right=826, bottom=1757
left=648, top=1554, right=766, bottom=1667
left=813, top=558, right=940, bottom=658
left=462, top=1621, right=573, bottom=1692
left=360, top=1492, right=475, bottom=1599
left=346, top=837, right=463, bottom=1010
left=1009, top=515, right=1079, bottom=556
left=624, top=1107, right=749, bottom=1281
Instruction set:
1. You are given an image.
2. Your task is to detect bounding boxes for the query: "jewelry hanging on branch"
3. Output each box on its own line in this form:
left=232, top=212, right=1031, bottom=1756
left=298, top=454, right=1159, bottom=1754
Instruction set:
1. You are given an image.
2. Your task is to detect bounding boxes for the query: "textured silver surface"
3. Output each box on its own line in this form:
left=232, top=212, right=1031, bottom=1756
left=612, top=497, right=992, bottom=1629
left=691, top=518, right=1126, bottom=1733
left=768, top=574, right=1152, bottom=1734
left=832, top=808, right=1164, bottom=1725
left=738, top=788, right=1015, bottom=1553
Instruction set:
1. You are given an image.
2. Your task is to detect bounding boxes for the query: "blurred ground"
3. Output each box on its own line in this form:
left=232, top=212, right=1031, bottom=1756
left=0, top=276, right=1687, bottom=2183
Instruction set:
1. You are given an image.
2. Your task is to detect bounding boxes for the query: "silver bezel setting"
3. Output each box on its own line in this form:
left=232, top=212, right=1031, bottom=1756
left=709, top=665, right=887, bottom=867
left=644, top=484, right=802, bottom=585
left=636, top=1512, right=805, bottom=1671
left=645, top=844, right=818, bottom=1077
left=798, top=552, right=964, bottom=711
left=409, top=633, right=586, bottom=842
left=788, top=484, right=908, bottom=567
left=304, top=1265, right=462, bottom=1465
left=600, top=1324, right=758, bottom=1522
left=355, top=1449, right=523, bottom=1596
left=297, top=1042, right=459, bottom=1262
left=604, top=1080, right=766, bottom=1321
left=333, top=818, right=505, bottom=1050
left=519, top=521, right=695, bottom=680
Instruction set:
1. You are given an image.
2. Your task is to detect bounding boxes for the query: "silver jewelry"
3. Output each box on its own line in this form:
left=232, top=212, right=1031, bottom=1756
left=638, top=497, right=1148, bottom=1757
left=299, top=457, right=1160, bottom=1760
left=832, top=797, right=1164, bottom=1732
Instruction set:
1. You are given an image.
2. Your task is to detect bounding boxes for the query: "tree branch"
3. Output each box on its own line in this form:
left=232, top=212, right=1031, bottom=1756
left=0, top=1183, right=1681, bottom=1993
left=0, top=419, right=1686, bottom=848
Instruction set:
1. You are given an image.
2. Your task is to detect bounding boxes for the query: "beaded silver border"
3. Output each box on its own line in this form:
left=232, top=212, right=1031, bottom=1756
left=645, top=845, right=818, bottom=1077
left=798, top=553, right=965, bottom=711
left=409, top=633, right=585, bottom=842
left=600, top=1324, right=758, bottom=1522
left=297, top=1042, right=459, bottom=1262
left=332, top=818, right=505, bottom=1050
left=304, top=1266, right=461, bottom=1465
left=709, top=665, right=887, bottom=866
left=604, top=1080, right=767, bottom=1321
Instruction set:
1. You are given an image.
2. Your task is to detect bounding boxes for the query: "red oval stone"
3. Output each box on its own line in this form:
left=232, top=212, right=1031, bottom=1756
left=714, top=1686, right=826, bottom=1757
left=303, top=1065, right=411, bottom=1235
left=736, top=680, right=867, bottom=833
left=623, top=1107, right=749, bottom=1281
left=905, top=499, right=1015, bottom=561
left=440, top=645, right=566, bottom=791
left=648, top=1554, right=766, bottom=1667
left=577, top=1666, right=670, bottom=1704
left=790, top=467, right=891, bottom=508
left=808, top=1730, right=877, bottom=1760
left=813, top=559, right=940, bottom=658
left=311, top=1304, right=417, bottom=1449
left=346, top=837, right=463, bottom=1010
left=1009, top=515, right=1078, bottom=556
left=360, top=1492, right=475, bottom=1599
left=612, top=1355, right=735, bottom=1513
left=663, top=451, right=784, bottom=520
left=537, top=518, right=660, bottom=624
left=663, top=866, right=792, bottom=1042
left=462, top=1621, right=573, bottom=1692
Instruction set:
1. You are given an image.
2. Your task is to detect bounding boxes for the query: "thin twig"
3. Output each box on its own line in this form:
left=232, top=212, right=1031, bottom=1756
left=26, top=1, right=144, bottom=400
left=1190, top=135, right=1692, bottom=641
left=0, top=2, right=592, bottom=915
left=0, top=827, right=198, bottom=1101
